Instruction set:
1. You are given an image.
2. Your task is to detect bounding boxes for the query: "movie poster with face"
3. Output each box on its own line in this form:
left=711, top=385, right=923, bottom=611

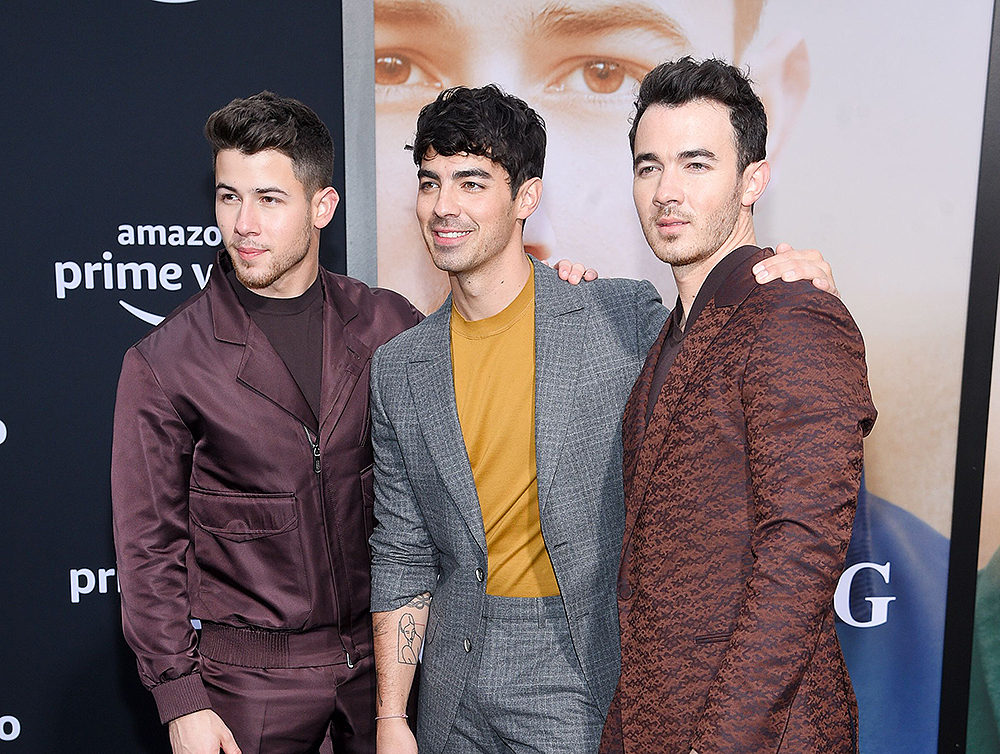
left=371, top=2, right=994, bottom=752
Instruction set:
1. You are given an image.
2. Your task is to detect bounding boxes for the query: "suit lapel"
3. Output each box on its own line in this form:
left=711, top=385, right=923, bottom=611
left=622, top=321, right=670, bottom=500
left=621, top=247, right=768, bottom=553
left=532, top=258, right=587, bottom=512
left=620, top=300, right=738, bottom=553
left=408, top=302, right=487, bottom=555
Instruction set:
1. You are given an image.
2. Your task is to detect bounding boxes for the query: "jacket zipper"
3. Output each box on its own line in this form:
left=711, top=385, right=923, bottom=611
left=302, top=423, right=353, bottom=668
left=303, top=425, right=321, bottom=474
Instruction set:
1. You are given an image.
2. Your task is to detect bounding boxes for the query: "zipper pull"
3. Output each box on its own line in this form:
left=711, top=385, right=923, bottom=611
left=303, top=425, right=321, bottom=474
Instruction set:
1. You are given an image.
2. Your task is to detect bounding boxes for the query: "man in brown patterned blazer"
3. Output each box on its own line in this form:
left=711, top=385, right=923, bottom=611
left=601, top=58, right=877, bottom=754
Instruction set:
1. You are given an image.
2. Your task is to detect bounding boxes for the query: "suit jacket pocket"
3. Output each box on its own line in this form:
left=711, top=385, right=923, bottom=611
left=189, top=488, right=311, bottom=629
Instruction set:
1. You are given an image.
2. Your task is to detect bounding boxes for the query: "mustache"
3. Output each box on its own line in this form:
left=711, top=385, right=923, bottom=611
left=228, top=237, right=269, bottom=251
left=427, top=220, right=476, bottom=232
left=653, top=207, right=693, bottom=224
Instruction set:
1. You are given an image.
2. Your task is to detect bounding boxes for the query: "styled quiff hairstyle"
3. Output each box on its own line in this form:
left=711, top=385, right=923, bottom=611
left=409, top=85, right=546, bottom=198
left=629, top=57, right=767, bottom=172
left=205, top=91, right=334, bottom=196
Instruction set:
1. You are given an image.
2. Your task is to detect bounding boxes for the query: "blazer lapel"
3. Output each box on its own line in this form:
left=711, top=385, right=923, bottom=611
left=620, top=300, right=737, bottom=553
left=532, top=258, right=587, bottom=511
left=621, top=248, right=768, bottom=553
left=622, top=320, right=671, bottom=499
left=408, top=302, right=487, bottom=555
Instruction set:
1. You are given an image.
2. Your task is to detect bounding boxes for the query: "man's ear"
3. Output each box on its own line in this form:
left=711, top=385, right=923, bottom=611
left=744, top=31, right=810, bottom=165
left=515, top=177, right=543, bottom=221
left=312, top=187, right=340, bottom=229
left=741, top=160, right=771, bottom=208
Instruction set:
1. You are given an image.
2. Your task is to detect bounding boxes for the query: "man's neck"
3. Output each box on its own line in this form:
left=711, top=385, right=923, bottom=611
left=450, top=247, right=533, bottom=322
left=673, top=221, right=756, bottom=325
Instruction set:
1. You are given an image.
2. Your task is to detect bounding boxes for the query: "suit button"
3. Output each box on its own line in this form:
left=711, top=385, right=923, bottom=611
left=618, top=581, right=633, bottom=600
left=463, top=638, right=472, bottom=653
left=475, top=568, right=484, bottom=583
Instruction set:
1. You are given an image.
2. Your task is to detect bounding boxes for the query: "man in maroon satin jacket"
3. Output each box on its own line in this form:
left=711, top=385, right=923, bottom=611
left=111, top=93, right=420, bottom=754
left=602, top=59, right=876, bottom=754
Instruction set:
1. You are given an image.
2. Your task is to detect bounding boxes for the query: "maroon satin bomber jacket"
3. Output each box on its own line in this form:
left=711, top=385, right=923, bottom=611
left=111, top=252, right=420, bottom=723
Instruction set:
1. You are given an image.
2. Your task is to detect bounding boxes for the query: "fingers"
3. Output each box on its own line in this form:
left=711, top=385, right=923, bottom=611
left=753, top=248, right=839, bottom=298
left=220, top=727, right=242, bottom=754
left=554, top=259, right=598, bottom=284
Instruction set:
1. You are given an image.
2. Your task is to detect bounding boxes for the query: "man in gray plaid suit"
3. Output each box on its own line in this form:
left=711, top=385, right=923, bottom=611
left=368, top=85, right=832, bottom=754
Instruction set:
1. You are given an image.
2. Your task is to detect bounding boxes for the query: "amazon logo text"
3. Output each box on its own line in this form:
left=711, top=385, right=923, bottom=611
left=53, top=223, right=221, bottom=325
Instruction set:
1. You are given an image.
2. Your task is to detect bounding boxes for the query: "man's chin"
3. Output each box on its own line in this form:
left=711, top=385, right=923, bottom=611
left=232, top=265, right=276, bottom=291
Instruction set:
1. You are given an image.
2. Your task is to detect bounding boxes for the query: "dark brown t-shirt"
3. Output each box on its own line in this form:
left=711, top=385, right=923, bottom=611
left=231, top=270, right=324, bottom=425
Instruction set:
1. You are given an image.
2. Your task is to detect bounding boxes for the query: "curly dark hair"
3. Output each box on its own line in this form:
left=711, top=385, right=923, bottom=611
left=205, top=91, right=333, bottom=195
left=630, top=57, right=767, bottom=172
left=409, top=85, right=546, bottom=197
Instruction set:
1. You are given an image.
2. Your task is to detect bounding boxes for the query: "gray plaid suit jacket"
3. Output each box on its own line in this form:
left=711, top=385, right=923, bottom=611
left=369, top=257, right=667, bottom=752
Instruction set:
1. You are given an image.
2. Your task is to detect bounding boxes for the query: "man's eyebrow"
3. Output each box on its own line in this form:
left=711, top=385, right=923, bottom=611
left=678, top=149, right=717, bottom=161
left=633, top=152, right=660, bottom=169
left=375, top=0, right=457, bottom=30
left=214, top=183, right=291, bottom=196
left=416, top=168, right=440, bottom=181
left=531, top=2, right=689, bottom=43
left=453, top=168, right=493, bottom=180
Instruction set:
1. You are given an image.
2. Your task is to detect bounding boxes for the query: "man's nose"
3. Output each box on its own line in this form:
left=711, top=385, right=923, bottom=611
left=235, top=202, right=260, bottom=235
left=652, top=171, right=683, bottom=208
left=434, top=187, right=460, bottom=218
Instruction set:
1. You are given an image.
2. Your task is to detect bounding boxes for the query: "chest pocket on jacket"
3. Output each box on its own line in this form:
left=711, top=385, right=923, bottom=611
left=189, top=488, right=312, bottom=629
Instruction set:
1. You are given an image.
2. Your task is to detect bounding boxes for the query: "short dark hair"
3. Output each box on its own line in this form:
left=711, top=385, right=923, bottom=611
left=629, top=57, right=767, bottom=172
left=409, top=85, right=546, bottom=197
left=205, top=91, right=334, bottom=195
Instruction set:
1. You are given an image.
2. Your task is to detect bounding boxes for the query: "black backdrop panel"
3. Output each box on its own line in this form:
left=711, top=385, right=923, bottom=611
left=1, top=2, right=345, bottom=750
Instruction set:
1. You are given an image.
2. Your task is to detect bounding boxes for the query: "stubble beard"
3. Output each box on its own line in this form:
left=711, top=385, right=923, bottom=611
left=644, top=182, right=743, bottom=269
left=422, top=212, right=519, bottom=276
left=227, top=213, right=314, bottom=291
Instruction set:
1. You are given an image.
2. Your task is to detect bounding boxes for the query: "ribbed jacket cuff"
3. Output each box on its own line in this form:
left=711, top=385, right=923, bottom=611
left=151, top=672, right=211, bottom=724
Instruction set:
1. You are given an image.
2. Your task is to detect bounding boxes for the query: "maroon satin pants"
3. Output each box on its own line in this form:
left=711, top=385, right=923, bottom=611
left=201, top=653, right=376, bottom=754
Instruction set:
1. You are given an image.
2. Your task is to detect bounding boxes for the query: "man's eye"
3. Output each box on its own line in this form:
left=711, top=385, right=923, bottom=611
left=375, top=51, right=439, bottom=88
left=582, top=60, right=626, bottom=94
left=548, top=58, right=641, bottom=96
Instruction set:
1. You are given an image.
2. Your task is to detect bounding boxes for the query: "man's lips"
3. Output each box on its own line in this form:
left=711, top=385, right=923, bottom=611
left=655, top=218, right=689, bottom=234
left=430, top=228, right=473, bottom=245
left=236, top=245, right=268, bottom=260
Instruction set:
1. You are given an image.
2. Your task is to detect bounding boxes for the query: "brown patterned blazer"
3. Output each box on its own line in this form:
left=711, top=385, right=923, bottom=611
left=601, top=247, right=876, bottom=754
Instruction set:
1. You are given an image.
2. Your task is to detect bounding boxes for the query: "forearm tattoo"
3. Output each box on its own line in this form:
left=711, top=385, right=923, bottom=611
left=397, top=593, right=431, bottom=665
